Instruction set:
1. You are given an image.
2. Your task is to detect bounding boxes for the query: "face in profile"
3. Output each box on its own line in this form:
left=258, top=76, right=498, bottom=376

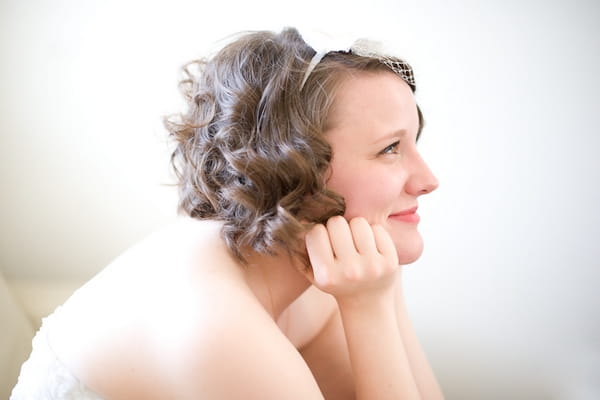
left=325, top=72, right=438, bottom=264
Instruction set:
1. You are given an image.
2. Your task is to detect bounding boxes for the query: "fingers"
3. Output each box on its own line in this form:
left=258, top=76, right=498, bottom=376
left=305, top=223, right=334, bottom=284
left=305, top=217, right=400, bottom=299
left=325, top=216, right=355, bottom=259
left=310, top=216, right=388, bottom=260
left=349, top=217, right=378, bottom=255
left=372, top=224, right=398, bottom=265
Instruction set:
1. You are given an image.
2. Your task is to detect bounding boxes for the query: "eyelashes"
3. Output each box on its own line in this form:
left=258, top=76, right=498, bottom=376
left=380, top=140, right=400, bottom=155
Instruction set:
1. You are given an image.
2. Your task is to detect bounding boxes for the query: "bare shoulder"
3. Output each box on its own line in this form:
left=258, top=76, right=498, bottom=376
left=164, top=293, right=324, bottom=399
left=125, top=274, right=325, bottom=399
left=49, top=218, right=324, bottom=399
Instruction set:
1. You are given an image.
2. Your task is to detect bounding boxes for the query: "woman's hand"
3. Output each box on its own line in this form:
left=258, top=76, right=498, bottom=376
left=304, top=216, right=443, bottom=400
left=304, top=216, right=399, bottom=305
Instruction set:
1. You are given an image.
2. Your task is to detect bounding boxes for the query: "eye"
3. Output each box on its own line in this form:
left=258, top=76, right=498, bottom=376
left=380, top=140, right=400, bottom=155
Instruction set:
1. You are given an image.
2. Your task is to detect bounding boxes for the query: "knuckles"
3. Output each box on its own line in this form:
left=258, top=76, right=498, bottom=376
left=348, top=216, right=369, bottom=228
left=325, top=215, right=348, bottom=233
left=307, top=223, right=327, bottom=238
left=307, top=216, right=399, bottom=297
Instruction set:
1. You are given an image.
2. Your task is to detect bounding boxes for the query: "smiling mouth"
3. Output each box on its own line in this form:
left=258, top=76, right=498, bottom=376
left=389, top=207, right=420, bottom=224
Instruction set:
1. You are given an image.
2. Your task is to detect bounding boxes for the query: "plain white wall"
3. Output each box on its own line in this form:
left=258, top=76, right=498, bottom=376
left=1, top=0, right=599, bottom=398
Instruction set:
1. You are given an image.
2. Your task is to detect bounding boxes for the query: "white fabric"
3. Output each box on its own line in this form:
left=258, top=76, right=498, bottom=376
left=10, top=307, right=104, bottom=400
left=299, top=30, right=355, bottom=88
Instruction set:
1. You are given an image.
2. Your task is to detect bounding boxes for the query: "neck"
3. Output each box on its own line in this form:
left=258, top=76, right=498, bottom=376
left=243, top=249, right=311, bottom=320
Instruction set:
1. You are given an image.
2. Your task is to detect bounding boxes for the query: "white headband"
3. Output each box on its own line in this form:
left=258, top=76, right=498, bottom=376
left=298, top=31, right=416, bottom=90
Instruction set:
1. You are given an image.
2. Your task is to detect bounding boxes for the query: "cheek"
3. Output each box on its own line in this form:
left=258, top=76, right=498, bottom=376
left=328, top=166, right=402, bottom=220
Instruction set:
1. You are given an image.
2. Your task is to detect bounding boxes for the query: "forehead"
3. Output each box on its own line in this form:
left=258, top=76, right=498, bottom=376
left=325, top=72, right=418, bottom=146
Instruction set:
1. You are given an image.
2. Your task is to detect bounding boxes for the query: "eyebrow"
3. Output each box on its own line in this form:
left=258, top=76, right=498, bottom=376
left=371, top=129, right=408, bottom=145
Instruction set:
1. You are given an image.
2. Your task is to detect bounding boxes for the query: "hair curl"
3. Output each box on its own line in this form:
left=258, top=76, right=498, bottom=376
left=164, top=27, right=421, bottom=265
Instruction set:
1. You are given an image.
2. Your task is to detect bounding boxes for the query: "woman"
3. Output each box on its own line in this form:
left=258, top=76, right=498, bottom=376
left=12, top=27, right=443, bottom=399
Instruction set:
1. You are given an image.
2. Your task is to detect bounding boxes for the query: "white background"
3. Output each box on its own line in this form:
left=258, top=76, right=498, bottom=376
left=1, top=0, right=599, bottom=398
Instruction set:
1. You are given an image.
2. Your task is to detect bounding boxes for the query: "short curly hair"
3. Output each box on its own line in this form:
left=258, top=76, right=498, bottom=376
left=164, top=27, right=421, bottom=264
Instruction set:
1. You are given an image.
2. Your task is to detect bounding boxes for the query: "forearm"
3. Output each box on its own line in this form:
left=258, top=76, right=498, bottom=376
left=395, top=280, right=444, bottom=399
left=338, top=295, right=421, bottom=400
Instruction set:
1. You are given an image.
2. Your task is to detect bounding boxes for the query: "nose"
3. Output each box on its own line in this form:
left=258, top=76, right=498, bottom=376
left=405, top=152, right=439, bottom=196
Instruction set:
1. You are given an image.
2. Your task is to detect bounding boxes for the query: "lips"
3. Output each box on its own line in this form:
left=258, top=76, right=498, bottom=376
left=389, top=206, right=420, bottom=223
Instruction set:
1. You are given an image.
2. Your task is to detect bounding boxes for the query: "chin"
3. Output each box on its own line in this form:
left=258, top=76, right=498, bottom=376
left=393, top=233, right=424, bottom=265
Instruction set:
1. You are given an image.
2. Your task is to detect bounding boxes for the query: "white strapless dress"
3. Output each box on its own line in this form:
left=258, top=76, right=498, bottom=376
left=10, top=307, right=104, bottom=400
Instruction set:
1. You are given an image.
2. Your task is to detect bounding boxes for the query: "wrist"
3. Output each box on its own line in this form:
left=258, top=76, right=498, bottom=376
left=336, top=290, right=396, bottom=316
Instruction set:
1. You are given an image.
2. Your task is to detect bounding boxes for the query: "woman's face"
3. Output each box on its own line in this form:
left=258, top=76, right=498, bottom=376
left=325, top=72, right=438, bottom=264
